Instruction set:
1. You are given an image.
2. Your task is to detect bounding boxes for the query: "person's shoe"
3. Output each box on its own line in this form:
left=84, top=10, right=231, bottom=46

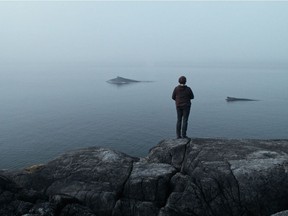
left=177, top=136, right=182, bottom=139
left=182, top=136, right=189, bottom=139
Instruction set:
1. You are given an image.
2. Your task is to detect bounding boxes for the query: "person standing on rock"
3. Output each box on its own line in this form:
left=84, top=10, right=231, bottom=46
left=172, top=76, right=194, bottom=139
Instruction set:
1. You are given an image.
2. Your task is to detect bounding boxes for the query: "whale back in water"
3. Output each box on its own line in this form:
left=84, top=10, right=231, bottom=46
left=107, top=76, right=153, bottom=85
left=226, top=97, right=259, bottom=102
left=107, top=76, right=141, bottom=84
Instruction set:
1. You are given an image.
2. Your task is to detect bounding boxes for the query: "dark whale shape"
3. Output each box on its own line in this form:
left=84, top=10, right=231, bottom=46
left=226, top=97, right=259, bottom=102
left=107, top=76, right=152, bottom=85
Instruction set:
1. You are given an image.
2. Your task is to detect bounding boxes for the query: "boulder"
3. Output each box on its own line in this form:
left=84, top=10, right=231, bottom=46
left=149, top=138, right=288, bottom=216
left=1, top=138, right=288, bottom=216
left=113, top=162, right=176, bottom=216
left=10, top=147, right=139, bottom=216
left=0, top=173, right=46, bottom=215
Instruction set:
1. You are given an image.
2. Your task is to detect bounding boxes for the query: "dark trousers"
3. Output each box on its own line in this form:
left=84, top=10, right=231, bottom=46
left=176, top=106, right=191, bottom=137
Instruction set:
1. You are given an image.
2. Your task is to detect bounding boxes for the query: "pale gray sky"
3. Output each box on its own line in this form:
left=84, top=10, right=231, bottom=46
left=0, top=1, right=287, bottom=65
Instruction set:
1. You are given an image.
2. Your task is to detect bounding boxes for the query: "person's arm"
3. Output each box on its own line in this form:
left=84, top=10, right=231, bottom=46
left=189, top=88, right=194, bottom=99
left=172, top=87, right=177, bottom=100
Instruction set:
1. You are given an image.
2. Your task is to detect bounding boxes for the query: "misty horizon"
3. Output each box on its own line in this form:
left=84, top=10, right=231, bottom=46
left=1, top=1, right=288, bottom=66
left=1, top=59, right=288, bottom=69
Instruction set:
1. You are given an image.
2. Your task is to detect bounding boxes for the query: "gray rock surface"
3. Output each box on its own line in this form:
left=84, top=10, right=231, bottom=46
left=1, top=138, right=288, bottom=216
left=272, top=210, right=288, bottom=216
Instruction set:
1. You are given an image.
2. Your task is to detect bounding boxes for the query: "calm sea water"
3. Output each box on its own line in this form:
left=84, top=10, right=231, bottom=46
left=0, top=63, right=287, bottom=169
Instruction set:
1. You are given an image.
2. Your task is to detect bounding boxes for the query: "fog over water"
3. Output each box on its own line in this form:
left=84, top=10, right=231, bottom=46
left=0, top=1, right=288, bottom=169
left=0, top=1, right=288, bottom=65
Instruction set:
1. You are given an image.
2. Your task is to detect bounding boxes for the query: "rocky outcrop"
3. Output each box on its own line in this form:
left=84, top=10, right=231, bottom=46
left=271, top=210, right=288, bottom=216
left=1, top=138, right=288, bottom=216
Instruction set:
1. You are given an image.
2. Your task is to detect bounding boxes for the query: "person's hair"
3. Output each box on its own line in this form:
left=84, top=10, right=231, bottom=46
left=178, top=76, right=186, bottom=84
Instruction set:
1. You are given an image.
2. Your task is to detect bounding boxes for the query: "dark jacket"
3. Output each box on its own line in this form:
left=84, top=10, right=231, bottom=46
left=172, top=85, right=194, bottom=107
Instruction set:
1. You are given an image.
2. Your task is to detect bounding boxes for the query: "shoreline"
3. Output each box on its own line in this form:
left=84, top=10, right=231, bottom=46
left=1, top=138, right=288, bottom=215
